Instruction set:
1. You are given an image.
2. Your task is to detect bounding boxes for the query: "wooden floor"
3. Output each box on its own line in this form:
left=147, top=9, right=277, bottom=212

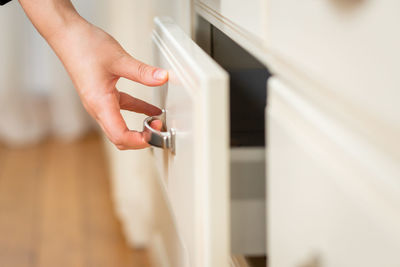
left=0, top=133, right=151, bottom=267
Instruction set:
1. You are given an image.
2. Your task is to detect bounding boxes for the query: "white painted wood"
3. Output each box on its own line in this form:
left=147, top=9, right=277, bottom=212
left=152, top=0, right=192, bottom=35
left=148, top=174, right=188, bottom=267
left=266, top=0, right=400, bottom=143
left=194, top=0, right=270, bottom=67
left=149, top=233, right=171, bottom=267
left=230, top=148, right=266, bottom=255
left=152, top=17, right=230, bottom=267
left=231, top=200, right=265, bottom=255
left=267, top=78, right=400, bottom=267
left=195, top=0, right=267, bottom=42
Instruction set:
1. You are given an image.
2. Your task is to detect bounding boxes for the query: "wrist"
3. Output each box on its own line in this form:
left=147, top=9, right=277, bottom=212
left=19, top=0, right=85, bottom=43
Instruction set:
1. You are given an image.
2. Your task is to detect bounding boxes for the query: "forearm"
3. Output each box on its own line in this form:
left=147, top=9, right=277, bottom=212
left=18, top=0, right=83, bottom=41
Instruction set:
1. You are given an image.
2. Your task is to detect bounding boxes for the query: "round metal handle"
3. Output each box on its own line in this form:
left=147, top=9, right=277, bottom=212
left=143, top=115, right=176, bottom=154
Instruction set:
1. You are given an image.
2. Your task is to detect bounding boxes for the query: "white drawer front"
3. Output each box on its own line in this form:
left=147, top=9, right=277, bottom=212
left=152, top=17, right=229, bottom=267
left=266, top=0, right=400, bottom=136
left=267, top=78, right=400, bottom=267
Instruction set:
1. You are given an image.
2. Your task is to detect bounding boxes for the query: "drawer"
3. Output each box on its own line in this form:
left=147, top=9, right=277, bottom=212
left=150, top=17, right=230, bottom=267
left=266, top=0, right=400, bottom=137
left=230, top=147, right=266, bottom=256
left=267, top=78, right=400, bottom=267
left=195, top=0, right=267, bottom=43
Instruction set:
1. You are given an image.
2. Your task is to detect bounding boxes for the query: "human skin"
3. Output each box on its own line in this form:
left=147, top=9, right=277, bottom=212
left=18, top=0, right=165, bottom=149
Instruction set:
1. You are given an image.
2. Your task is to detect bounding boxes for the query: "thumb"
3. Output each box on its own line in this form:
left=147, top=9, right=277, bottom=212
left=111, top=54, right=168, bottom=86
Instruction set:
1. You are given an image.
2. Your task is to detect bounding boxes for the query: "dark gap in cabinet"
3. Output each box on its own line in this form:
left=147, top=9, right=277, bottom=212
left=199, top=23, right=270, bottom=147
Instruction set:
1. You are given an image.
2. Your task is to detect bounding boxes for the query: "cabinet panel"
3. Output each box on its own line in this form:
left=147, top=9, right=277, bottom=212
left=267, top=78, right=400, bottom=267
left=266, top=0, right=400, bottom=139
left=195, top=0, right=267, bottom=42
left=231, top=147, right=266, bottom=255
left=151, top=17, right=229, bottom=267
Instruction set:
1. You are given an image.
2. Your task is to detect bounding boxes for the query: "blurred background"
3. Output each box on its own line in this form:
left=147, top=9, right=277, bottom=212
left=0, top=0, right=158, bottom=266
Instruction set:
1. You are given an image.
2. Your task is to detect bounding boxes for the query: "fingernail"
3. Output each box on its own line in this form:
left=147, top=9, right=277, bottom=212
left=154, top=69, right=168, bottom=81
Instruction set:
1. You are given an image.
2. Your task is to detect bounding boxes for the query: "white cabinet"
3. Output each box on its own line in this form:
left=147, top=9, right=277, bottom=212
left=194, top=0, right=269, bottom=65
left=267, top=78, right=400, bottom=267
left=195, top=0, right=267, bottom=43
left=107, top=1, right=400, bottom=266
left=149, top=17, right=230, bottom=267
left=265, top=0, right=400, bottom=141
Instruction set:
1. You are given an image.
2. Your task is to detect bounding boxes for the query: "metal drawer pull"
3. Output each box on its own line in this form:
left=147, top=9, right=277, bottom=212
left=143, top=115, right=176, bottom=154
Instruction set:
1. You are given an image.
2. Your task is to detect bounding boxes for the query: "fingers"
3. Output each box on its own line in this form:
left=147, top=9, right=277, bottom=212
left=95, top=92, right=164, bottom=150
left=119, top=92, right=162, bottom=116
left=96, top=93, right=149, bottom=150
left=111, top=54, right=168, bottom=86
left=149, top=119, right=163, bottom=132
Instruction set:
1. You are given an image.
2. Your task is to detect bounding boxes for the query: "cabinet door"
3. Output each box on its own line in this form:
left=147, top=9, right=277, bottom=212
left=265, top=0, right=400, bottom=138
left=150, top=17, right=229, bottom=267
left=267, top=78, right=400, bottom=267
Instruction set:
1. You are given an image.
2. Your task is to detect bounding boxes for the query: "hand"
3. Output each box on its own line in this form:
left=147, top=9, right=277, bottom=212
left=51, top=21, right=166, bottom=150
left=18, top=0, right=166, bottom=149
